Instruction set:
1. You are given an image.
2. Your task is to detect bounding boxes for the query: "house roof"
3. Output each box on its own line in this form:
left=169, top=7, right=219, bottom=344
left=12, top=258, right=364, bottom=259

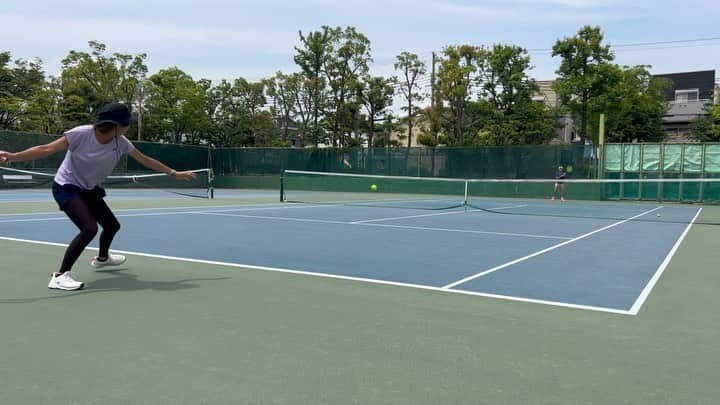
left=653, top=70, right=716, bottom=101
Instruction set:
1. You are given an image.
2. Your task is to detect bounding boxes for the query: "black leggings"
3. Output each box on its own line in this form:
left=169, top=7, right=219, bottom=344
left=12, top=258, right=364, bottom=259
left=59, top=197, right=120, bottom=273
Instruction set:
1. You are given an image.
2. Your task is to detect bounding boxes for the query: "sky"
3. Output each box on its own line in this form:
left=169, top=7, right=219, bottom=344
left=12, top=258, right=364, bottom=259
left=2, top=0, right=719, bottom=85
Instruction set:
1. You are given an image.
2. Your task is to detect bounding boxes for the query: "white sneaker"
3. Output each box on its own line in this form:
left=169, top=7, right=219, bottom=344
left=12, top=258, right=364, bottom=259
left=48, top=272, right=84, bottom=291
left=90, top=254, right=126, bottom=268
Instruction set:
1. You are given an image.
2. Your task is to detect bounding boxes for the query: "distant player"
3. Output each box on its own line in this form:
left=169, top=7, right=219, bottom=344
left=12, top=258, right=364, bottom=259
left=551, top=165, right=566, bottom=202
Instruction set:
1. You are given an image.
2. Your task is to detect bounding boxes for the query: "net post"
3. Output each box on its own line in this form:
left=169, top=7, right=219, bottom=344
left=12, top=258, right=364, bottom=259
left=598, top=114, right=605, bottom=179
left=207, top=168, right=215, bottom=199
left=280, top=170, right=285, bottom=202
left=463, top=180, right=469, bottom=207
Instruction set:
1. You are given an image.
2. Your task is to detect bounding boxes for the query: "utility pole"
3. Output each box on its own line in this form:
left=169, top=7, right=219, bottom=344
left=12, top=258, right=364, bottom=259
left=137, top=84, right=143, bottom=141
left=430, top=52, right=436, bottom=109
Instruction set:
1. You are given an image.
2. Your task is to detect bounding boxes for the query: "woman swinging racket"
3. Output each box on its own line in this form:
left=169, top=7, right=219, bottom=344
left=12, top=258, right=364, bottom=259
left=0, top=103, right=196, bottom=290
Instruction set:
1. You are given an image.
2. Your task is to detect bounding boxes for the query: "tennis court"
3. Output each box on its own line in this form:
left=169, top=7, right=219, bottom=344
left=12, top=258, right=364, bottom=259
left=2, top=177, right=720, bottom=404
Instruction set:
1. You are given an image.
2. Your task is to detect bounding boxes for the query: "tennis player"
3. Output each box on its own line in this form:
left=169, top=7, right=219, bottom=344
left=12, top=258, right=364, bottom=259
left=0, top=102, right=196, bottom=290
left=551, top=165, right=566, bottom=202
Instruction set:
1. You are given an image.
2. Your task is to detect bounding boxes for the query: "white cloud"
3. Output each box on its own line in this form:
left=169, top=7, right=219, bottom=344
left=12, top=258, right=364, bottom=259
left=429, top=0, right=629, bottom=22
left=0, top=12, right=297, bottom=55
left=535, top=0, right=616, bottom=7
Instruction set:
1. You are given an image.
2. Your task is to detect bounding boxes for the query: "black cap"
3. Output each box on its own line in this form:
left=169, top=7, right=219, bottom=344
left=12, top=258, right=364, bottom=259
left=94, top=102, right=132, bottom=126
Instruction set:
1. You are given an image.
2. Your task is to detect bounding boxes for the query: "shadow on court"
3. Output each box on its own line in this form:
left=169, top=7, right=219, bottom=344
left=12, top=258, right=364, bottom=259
left=0, top=269, right=230, bottom=304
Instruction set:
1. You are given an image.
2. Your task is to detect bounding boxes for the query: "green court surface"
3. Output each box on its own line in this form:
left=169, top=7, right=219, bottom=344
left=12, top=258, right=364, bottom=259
left=1, top=198, right=720, bottom=404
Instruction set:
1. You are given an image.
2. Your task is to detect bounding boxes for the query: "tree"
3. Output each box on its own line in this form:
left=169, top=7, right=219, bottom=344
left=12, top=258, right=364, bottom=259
left=394, top=52, right=427, bottom=147
left=373, top=113, right=401, bottom=147
left=465, top=44, right=560, bottom=145
left=60, top=41, right=147, bottom=127
left=0, top=52, right=45, bottom=130
left=295, top=27, right=334, bottom=146
left=435, top=45, right=482, bottom=144
left=212, top=79, right=250, bottom=147
left=18, top=76, right=64, bottom=134
left=234, top=78, right=270, bottom=146
left=266, top=72, right=299, bottom=142
left=552, top=26, right=614, bottom=141
left=467, top=100, right=558, bottom=145
left=143, top=67, right=206, bottom=143
left=357, top=75, right=394, bottom=148
left=197, top=78, right=224, bottom=146
left=593, top=65, right=670, bottom=142
left=478, top=45, right=537, bottom=115
left=291, top=74, right=319, bottom=146
left=323, top=26, right=372, bottom=147
left=691, top=103, right=720, bottom=142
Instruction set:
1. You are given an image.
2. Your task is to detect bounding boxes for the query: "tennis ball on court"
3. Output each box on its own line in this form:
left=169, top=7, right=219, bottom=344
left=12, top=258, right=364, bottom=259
left=370, top=184, right=378, bottom=192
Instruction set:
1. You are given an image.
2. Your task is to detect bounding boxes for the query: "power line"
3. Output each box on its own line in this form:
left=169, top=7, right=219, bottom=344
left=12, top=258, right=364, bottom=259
left=612, top=36, right=720, bottom=47
left=527, top=36, right=720, bottom=54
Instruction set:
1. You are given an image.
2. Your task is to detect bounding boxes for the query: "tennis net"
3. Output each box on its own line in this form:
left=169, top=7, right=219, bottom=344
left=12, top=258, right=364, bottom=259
left=0, top=166, right=214, bottom=199
left=281, top=170, right=720, bottom=225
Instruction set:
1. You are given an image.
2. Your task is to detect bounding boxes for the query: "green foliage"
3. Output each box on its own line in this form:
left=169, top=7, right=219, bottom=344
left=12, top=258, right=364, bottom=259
left=435, top=44, right=558, bottom=146
left=18, top=76, right=64, bottom=134
left=691, top=104, right=720, bottom=142
left=591, top=65, right=670, bottom=142
left=552, top=26, right=614, bottom=140
left=211, top=79, right=253, bottom=146
left=394, top=52, right=427, bottom=147
left=0, top=52, right=46, bottom=130
left=435, top=45, right=483, bottom=144
left=478, top=44, right=538, bottom=114
left=294, top=27, right=334, bottom=146
left=271, top=139, right=293, bottom=147
left=465, top=103, right=559, bottom=146
left=322, top=26, right=372, bottom=147
left=346, top=136, right=362, bottom=147
left=358, top=75, right=394, bottom=148
left=416, top=132, right=438, bottom=147
left=143, top=68, right=207, bottom=144
left=372, top=135, right=388, bottom=147
left=266, top=72, right=299, bottom=142
left=2, top=25, right=712, bottom=150
left=60, top=41, right=147, bottom=127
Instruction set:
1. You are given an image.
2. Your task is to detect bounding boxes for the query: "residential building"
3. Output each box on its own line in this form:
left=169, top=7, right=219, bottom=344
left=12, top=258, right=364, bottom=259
left=534, top=80, right=574, bottom=144
left=653, top=70, right=716, bottom=141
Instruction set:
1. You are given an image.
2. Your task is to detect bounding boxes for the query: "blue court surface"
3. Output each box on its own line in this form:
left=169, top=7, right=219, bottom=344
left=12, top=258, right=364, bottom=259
left=0, top=188, right=702, bottom=315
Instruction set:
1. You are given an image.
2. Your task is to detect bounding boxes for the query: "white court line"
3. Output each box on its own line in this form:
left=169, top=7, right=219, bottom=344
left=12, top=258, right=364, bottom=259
left=0, top=217, right=67, bottom=223
left=0, top=235, right=632, bottom=315
left=0, top=199, right=54, bottom=203
left=350, top=210, right=467, bottom=224
left=348, top=204, right=529, bottom=224
left=359, top=223, right=571, bottom=240
left=628, top=208, right=702, bottom=315
left=193, top=211, right=572, bottom=240
left=441, top=206, right=664, bottom=290
left=482, top=204, right=529, bottom=211
left=0, top=202, right=332, bottom=218
left=193, top=211, right=348, bottom=225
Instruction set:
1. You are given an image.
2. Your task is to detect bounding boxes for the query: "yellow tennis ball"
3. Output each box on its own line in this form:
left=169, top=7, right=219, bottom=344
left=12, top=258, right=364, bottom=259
left=370, top=184, right=378, bottom=191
